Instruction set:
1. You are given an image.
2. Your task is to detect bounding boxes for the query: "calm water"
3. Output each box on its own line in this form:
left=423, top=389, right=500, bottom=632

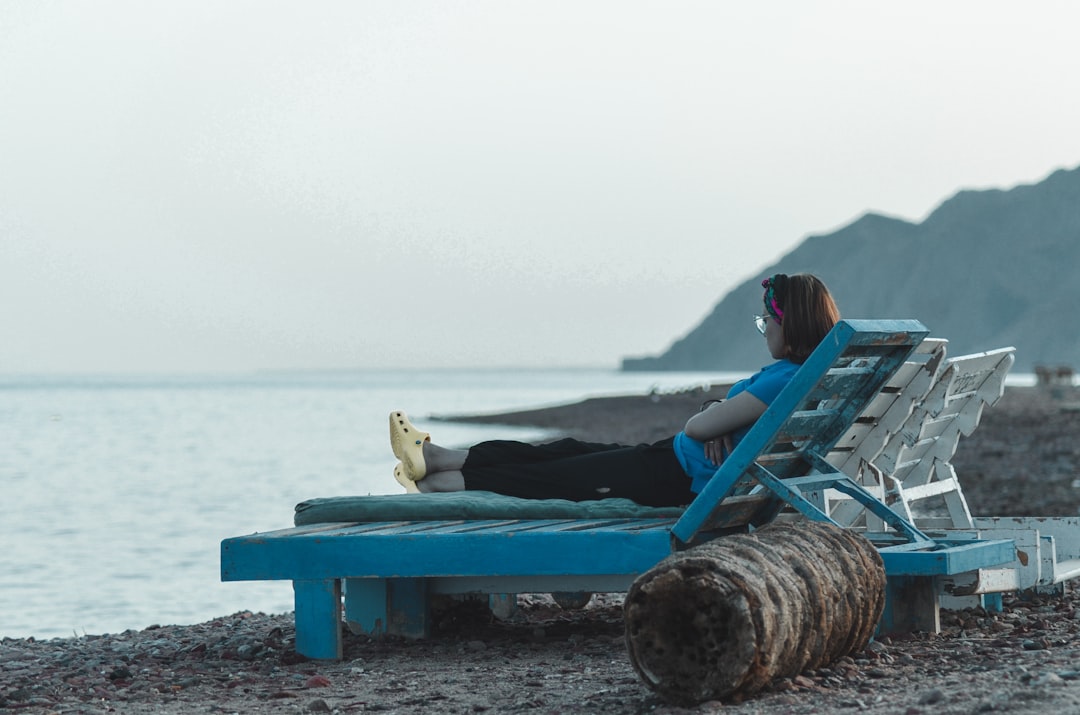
left=0, top=368, right=743, bottom=640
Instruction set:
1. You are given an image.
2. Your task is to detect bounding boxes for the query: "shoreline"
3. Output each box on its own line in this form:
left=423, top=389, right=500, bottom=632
left=5, top=384, right=1080, bottom=713
left=447, top=384, right=1080, bottom=518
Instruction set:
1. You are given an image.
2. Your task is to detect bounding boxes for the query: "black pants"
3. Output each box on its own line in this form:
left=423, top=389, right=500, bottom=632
left=461, top=436, right=694, bottom=507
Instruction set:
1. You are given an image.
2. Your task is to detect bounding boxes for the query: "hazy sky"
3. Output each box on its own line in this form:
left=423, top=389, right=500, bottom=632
left=3, top=1, right=1078, bottom=373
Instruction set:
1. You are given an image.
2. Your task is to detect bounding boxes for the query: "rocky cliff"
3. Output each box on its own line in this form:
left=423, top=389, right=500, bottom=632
left=623, top=165, right=1080, bottom=374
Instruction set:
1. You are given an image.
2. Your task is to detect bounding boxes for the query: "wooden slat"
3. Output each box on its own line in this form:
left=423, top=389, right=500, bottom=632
left=827, top=338, right=947, bottom=475
left=222, top=521, right=677, bottom=581
left=827, top=346, right=1016, bottom=535
left=877, top=539, right=1016, bottom=576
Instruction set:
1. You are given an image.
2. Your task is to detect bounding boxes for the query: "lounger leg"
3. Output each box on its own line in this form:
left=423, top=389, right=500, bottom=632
left=343, top=577, right=431, bottom=639
left=880, top=575, right=941, bottom=635
left=386, top=578, right=430, bottom=638
left=293, top=579, right=343, bottom=660
left=344, top=578, right=389, bottom=636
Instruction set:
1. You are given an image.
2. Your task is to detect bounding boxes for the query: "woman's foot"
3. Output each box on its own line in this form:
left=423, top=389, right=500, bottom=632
left=389, top=410, right=430, bottom=481
left=393, top=463, right=420, bottom=493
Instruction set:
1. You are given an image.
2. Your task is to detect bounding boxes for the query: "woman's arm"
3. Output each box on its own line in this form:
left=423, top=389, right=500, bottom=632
left=683, top=390, right=768, bottom=442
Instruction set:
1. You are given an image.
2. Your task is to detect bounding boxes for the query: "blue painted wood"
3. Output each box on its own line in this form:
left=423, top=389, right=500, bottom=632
left=343, top=578, right=388, bottom=635
left=220, top=319, right=1025, bottom=653
left=222, top=519, right=677, bottom=581
left=766, top=454, right=935, bottom=544
left=880, top=575, right=940, bottom=633
left=293, top=579, right=341, bottom=660
left=387, top=578, right=430, bottom=638
left=878, top=538, right=1017, bottom=575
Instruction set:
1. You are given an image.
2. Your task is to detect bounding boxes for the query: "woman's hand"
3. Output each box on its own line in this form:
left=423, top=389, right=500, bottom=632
left=704, top=434, right=734, bottom=465
left=684, top=390, right=767, bottom=443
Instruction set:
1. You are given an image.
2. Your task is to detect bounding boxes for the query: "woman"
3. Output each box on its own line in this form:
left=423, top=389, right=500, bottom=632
left=390, top=273, right=840, bottom=507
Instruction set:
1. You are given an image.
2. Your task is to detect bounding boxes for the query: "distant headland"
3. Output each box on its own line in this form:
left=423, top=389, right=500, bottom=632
left=623, top=164, right=1080, bottom=374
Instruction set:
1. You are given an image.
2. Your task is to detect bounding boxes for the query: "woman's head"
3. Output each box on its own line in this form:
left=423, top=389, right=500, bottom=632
left=760, top=273, right=840, bottom=363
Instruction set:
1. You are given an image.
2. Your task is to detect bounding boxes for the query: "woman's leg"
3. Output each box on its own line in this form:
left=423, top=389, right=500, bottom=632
left=409, top=437, right=617, bottom=483
left=421, top=442, right=469, bottom=474
left=399, top=427, right=693, bottom=506
left=416, top=470, right=465, bottom=492
left=464, top=437, right=628, bottom=467
left=462, top=437, right=694, bottom=507
left=411, top=439, right=606, bottom=491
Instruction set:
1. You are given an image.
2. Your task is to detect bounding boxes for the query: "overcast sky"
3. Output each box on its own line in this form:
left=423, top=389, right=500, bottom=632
left=2, top=1, right=1078, bottom=373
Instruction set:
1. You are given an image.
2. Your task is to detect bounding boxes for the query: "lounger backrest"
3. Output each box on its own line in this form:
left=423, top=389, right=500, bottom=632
left=672, top=319, right=929, bottom=544
left=826, top=345, right=1015, bottom=530
left=827, top=337, right=949, bottom=474
left=873, top=346, right=1016, bottom=483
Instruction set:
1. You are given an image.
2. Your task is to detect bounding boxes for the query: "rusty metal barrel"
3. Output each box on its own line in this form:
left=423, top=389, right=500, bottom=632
left=624, top=521, right=885, bottom=704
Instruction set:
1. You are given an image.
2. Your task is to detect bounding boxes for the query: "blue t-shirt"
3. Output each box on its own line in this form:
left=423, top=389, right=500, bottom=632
left=673, top=359, right=800, bottom=493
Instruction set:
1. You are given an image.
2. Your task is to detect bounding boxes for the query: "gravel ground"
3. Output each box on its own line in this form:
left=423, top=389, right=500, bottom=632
left=4, top=385, right=1080, bottom=714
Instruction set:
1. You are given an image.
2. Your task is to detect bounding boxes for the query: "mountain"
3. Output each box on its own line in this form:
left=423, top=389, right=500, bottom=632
left=623, top=165, right=1080, bottom=374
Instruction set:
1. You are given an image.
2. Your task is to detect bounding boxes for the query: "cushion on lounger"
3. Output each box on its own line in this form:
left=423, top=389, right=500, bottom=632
left=293, top=492, right=685, bottom=526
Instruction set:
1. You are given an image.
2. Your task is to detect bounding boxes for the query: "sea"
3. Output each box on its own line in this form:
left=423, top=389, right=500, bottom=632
left=0, top=367, right=758, bottom=641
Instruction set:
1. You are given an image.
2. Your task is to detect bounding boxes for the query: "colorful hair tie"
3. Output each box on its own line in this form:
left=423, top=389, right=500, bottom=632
left=762, top=276, right=784, bottom=322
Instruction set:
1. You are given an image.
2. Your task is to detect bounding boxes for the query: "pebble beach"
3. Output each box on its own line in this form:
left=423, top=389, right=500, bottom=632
left=4, top=385, right=1080, bottom=714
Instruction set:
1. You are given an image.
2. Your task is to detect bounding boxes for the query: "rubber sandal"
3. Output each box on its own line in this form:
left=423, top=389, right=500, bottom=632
left=389, top=410, right=430, bottom=481
left=393, top=462, right=420, bottom=493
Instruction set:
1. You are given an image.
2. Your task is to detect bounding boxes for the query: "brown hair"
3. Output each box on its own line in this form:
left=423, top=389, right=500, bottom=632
left=766, top=273, right=841, bottom=364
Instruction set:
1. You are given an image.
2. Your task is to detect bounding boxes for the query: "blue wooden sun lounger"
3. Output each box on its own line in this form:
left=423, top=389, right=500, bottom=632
left=221, top=320, right=1017, bottom=659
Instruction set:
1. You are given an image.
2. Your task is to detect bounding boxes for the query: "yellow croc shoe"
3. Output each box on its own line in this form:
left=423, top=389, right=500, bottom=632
left=393, top=462, right=420, bottom=493
left=389, top=410, right=430, bottom=481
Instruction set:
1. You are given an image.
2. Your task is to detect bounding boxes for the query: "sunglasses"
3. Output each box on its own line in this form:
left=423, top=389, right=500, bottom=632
left=754, top=314, right=780, bottom=335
